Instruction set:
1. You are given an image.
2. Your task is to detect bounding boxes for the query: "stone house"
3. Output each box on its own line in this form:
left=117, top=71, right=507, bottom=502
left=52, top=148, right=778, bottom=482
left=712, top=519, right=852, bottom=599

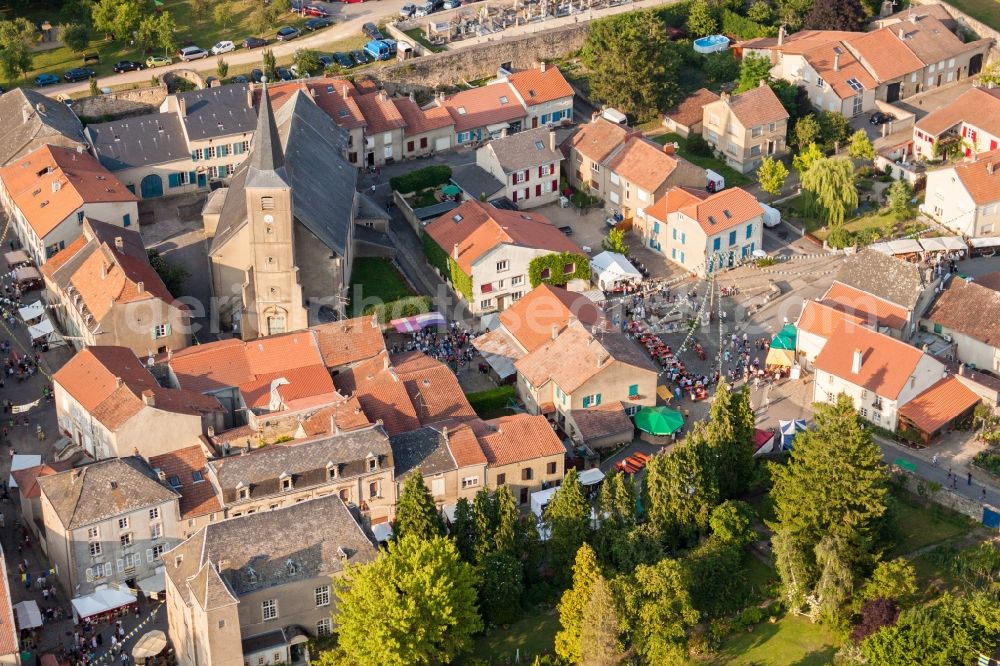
left=10, top=462, right=72, bottom=545
left=504, top=63, right=575, bottom=129
left=700, top=83, right=789, bottom=174
left=0, top=88, right=86, bottom=166
left=663, top=88, right=720, bottom=138
left=472, top=413, right=566, bottom=506
left=920, top=149, right=1000, bottom=237
left=922, top=275, right=1000, bottom=374
left=148, top=445, right=223, bottom=541
left=389, top=420, right=488, bottom=512
left=476, top=127, right=562, bottom=208
left=912, top=86, right=1000, bottom=160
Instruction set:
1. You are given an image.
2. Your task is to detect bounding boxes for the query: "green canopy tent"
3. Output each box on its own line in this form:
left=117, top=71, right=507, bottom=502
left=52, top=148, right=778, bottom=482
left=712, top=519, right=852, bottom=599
left=633, top=406, right=684, bottom=435
left=442, top=184, right=462, bottom=197
left=771, top=324, right=797, bottom=351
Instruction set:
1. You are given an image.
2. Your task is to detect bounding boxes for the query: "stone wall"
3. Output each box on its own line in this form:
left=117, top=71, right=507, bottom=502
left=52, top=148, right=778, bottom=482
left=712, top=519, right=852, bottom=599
left=896, top=469, right=987, bottom=523
left=911, top=0, right=1000, bottom=56
left=378, top=22, right=591, bottom=90
left=73, top=81, right=168, bottom=122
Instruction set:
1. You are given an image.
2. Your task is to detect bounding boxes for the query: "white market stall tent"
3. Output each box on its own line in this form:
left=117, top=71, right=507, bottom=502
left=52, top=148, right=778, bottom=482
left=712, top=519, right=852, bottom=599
left=17, top=301, right=44, bottom=322
left=13, top=600, right=42, bottom=629
left=591, top=251, right=642, bottom=291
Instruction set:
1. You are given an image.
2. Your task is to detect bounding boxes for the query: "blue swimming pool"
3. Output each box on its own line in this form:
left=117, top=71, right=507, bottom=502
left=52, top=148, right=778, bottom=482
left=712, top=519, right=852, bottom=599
left=693, top=34, right=730, bottom=54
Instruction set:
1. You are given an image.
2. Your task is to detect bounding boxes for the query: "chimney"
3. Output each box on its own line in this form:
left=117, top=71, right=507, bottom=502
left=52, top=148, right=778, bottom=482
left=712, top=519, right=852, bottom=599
left=207, top=425, right=215, bottom=437
left=247, top=85, right=254, bottom=109
left=777, top=24, right=785, bottom=46
left=409, top=91, right=415, bottom=103
left=663, top=142, right=675, bottom=155
left=549, top=129, right=556, bottom=152
left=834, top=52, right=840, bottom=72
left=114, top=236, right=123, bottom=251
left=551, top=324, right=559, bottom=340
left=959, top=363, right=966, bottom=376
left=100, top=263, right=108, bottom=279
left=342, top=85, right=349, bottom=101
left=988, top=161, right=996, bottom=175
left=155, top=468, right=166, bottom=482
left=909, top=11, right=918, bottom=23
left=137, top=281, right=144, bottom=293
left=378, top=89, right=388, bottom=102
left=442, top=426, right=449, bottom=439
left=759, top=78, right=767, bottom=87
left=36, top=102, right=46, bottom=114
left=539, top=61, right=547, bottom=73
left=179, top=97, right=187, bottom=117
left=383, top=354, right=390, bottom=370
left=22, top=107, right=30, bottom=124
left=851, top=349, right=863, bottom=374
left=142, top=389, right=155, bottom=406
left=115, top=376, right=124, bottom=388
left=898, top=28, right=905, bottom=40
left=51, top=181, right=61, bottom=193
left=452, top=243, right=459, bottom=260
left=720, top=91, right=731, bottom=104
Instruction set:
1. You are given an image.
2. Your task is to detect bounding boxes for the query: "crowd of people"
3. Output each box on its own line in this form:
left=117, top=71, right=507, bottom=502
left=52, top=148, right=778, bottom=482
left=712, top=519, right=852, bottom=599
left=389, top=322, right=481, bottom=370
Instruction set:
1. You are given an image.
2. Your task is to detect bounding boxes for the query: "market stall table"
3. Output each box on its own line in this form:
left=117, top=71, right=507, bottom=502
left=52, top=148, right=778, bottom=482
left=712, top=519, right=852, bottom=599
left=13, top=600, right=42, bottom=629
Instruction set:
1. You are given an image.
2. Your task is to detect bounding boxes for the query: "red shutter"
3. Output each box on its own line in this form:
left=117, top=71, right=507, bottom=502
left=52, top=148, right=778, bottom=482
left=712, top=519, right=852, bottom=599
left=992, top=140, right=999, bottom=150
left=536, top=184, right=542, bottom=197
left=538, top=166, right=543, bottom=178
left=551, top=179, right=557, bottom=192
left=962, top=126, right=968, bottom=137
left=511, top=190, right=518, bottom=202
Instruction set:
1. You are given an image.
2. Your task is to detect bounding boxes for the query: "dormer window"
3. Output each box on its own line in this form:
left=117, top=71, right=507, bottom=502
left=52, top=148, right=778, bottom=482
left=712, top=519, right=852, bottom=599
left=237, top=482, right=249, bottom=501
left=367, top=454, right=378, bottom=472
left=280, top=472, right=293, bottom=491
left=326, top=461, right=339, bottom=480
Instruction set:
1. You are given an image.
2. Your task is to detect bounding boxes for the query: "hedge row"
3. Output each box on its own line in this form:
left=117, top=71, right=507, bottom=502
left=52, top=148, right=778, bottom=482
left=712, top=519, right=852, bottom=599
left=362, top=296, right=434, bottom=325
left=390, top=165, right=452, bottom=194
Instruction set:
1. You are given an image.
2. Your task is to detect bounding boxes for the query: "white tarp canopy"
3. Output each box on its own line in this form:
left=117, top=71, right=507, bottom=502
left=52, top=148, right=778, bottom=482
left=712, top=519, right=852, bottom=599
left=17, top=301, right=44, bottom=321
left=13, top=600, right=42, bottom=629
left=371, top=522, right=393, bottom=542
left=8, top=454, right=41, bottom=488
left=441, top=504, right=457, bottom=524
left=919, top=236, right=967, bottom=253
left=132, top=630, right=167, bottom=659
left=530, top=486, right=559, bottom=518
left=869, top=239, right=923, bottom=256
left=27, top=317, right=54, bottom=340
left=71, top=587, right=136, bottom=621
left=971, top=237, right=1000, bottom=249
left=578, top=468, right=606, bottom=486
left=591, top=251, right=642, bottom=290
left=136, top=569, right=165, bottom=595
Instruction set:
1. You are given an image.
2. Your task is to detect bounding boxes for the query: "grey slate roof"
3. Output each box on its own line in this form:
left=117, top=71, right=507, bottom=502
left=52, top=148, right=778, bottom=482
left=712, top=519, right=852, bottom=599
left=485, top=126, right=561, bottom=173
left=175, top=83, right=257, bottom=140
left=37, top=457, right=179, bottom=530
left=450, top=164, right=505, bottom=200
left=0, top=88, right=85, bottom=165
left=242, top=630, right=287, bottom=656
left=209, top=90, right=356, bottom=257
left=600, top=328, right=660, bottom=373
left=86, top=112, right=190, bottom=170
left=357, top=192, right=390, bottom=222
left=835, top=249, right=933, bottom=311
left=354, top=225, right=394, bottom=250
left=164, top=495, right=377, bottom=603
left=208, top=425, right=393, bottom=504
left=245, top=83, right=288, bottom=190
left=389, top=426, right=457, bottom=480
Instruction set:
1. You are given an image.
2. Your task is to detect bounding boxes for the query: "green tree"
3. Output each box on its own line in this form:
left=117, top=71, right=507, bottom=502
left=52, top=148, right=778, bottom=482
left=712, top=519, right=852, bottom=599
left=581, top=10, right=684, bottom=122
left=705, top=380, right=754, bottom=498
left=135, top=14, right=160, bottom=53
left=756, top=156, right=789, bottom=199
left=91, top=0, right=120, bottom=38
left=746, top=0, right=772, bottom=23
left=792, top=142, right=823, bottom=173
left=105, top=0, right=140, bottom=41
left=709, top=500, right=756, bottom=549
left=644, top=433, right=719, bottom=550
left=333, top=535, right=482, bottom=666
left=775, top=0, right=814, bottom=30
left=450, top=497, right=476, bottom=562
left=804, top=0, right=866, bottom=31
left=731, top=385, right=756, bottom=461
left=248, top=0, right=272, bottom=36
left=594, top=472, right=640, bottom=570
left=61, top=23, right=90, bottom=52
left=617, top=558, right=699, bottom=665
left=544, top=468, right=589, bottom=587
left=769, top=395, right=889, bottom=610
left=813, top=535, right=856, bottom=624
left=683, top=536, right=744, bottom=618
left=818, top=110, right=851, bottom=150
left=472, top=488, right=497, bottom=562
left=793, top=114, right=822, bottom=151
left=704, top=50, right=739, bottom=85
left=602, top=227, right=629, bottom=255
left=848, top=129, right=875, bottom=161
left=216, top=57, right=229, bottom=80
left=979, top=60, right=1000, bottom=87
left=212, top=1, right=234, bottom=28
left=580, top=575, right=622, bottom=666
left=801, top=157, right=858, bottom=227
left=555, top=543, right=600, bottom=664
left=146, top=249, right=188, bottom=296
left=393, top=474, right=444, bottom=542
left=736, top=53, right=773, bottom=92
left=857, top=558, right=917, bottom=606
left=0, top=18, right=35, bottom=81
left=686, top=0, right=717, bottom=37
left=262, top=48, right=277, bottom=80
left=89, top=77, right=99, bottom=96
left=493, top=485, right=519, bottom=555
left=154, top=11, right=176, bottom=55
left=886, top=179, right=912, bottom=220
left=293, top=47, right=322, bottom=77
left=478, top=550, right=524, bottom=626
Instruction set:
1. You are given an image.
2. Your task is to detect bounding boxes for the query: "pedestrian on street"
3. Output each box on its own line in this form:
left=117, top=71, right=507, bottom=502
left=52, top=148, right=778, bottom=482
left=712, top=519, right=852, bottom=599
left=968, top=471, right=973, bottom=485
left=983, top=487, right=988, bottom=502
left=932, top=453, right=939, bottom=466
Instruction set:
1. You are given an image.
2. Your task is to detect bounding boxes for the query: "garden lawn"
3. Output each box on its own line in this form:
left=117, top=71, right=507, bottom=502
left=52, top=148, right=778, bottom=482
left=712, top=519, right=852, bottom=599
left=887, top=492, right=976, bottom=558
left=651, top=133, right=752, bottom=187
left=466, top=385, right=516, bottom=419
left=467, top=608, right=559, bottom=665
left=347, top=258, right=414, bottom=316
left=403, top=28, right=444, bottom=53
left=948, top=0, right=1000, bottom=31
left=5, top=0, right=315, bottom=88
left=701, top=614, right=838, bottom=666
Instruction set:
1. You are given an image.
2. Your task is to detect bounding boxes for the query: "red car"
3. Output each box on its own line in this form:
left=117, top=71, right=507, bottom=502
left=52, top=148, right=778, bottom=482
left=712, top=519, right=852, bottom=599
left=302, top=5, right=331, bottom=15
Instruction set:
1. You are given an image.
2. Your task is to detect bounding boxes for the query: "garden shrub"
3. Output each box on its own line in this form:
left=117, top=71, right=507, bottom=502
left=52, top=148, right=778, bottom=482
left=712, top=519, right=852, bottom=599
left=421, top=232, right=472, bottom=300
left=390, top=165, right=452, bottom=193
left=362, top=296, right=433, bottom=324
left=720, top=9, right=775, bottom=39
left=528, top=252, right=590, bottom=288
left=685, top=132, right=713, bottom=157
left=827, top=226, right=854, bottom=249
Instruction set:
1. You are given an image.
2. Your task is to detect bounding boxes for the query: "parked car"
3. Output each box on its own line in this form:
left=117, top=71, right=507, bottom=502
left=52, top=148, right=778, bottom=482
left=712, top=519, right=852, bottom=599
left=443, top=0, right=461, bottom=8
left=305, top=17, right=333, bottom=30
left=34, top=73, right=59, bottom=86
left=275, top=26, right=300, bottom=41
left=400, top=3, right=416, bottom=16
left=558, top=225, right=573, bottom=236
left=333, top=51, right=354, bottom=68
left=211, top=40, right=235, bottom=55
left=362, top=22, right=383, bottom=40
left=146, top=55, right=172, bottom=68
left=63, top=67, right=95, bottom=82
left=232, top=74, right=249, bottom=84
left=302, top=5, right=331, bottom=16
left=318, top=53, right=335, bottom=67
left=350, top=49, right=370, bottom=66
left=869, top=111, right=894, bottom=125
left=363, top=40, right=391, bottom=61
left=339, top=0, right=364, bottom=4
left=177, top=46, right=208, bottom=61
left=275, top=66, right=293, bottom=81
left=113, top=60, right=143, bottom=73
left=243, top=36, right=268, bottom=49
left=250, top=68, right=264, bottom=83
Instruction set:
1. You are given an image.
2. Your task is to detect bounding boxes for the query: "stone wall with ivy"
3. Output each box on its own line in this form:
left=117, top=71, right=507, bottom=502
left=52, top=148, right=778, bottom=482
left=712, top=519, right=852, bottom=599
left=528, top=252, right=590, bottom=288
left=421, top=231, right=473, bottom=301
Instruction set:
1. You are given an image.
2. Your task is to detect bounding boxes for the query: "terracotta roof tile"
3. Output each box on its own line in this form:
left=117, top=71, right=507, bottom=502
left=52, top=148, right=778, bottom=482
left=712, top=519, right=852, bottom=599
left=40, top=234, right=87, bottom=278
left=823, top=281, right=910, bottom=330
left=311, top=316, right=386, bottom=368
left=845, top=27, right=925, bottom=82
left=812, top=322, right=926, bottom=399
left=796, top=300, right=865, bottom=339
left=561, top=116, right=632, bottom=164
left=0, top=145, right=136, bottom=239
left=876, top=15, right=982, bottom=68
left=392, top=96, right=454, bottom=136
left=424, top=199, right=583, bottom=274
left=924, top=277, right=1000, bottom=347
left=438, top=419, right=488, bottom=467
left=68, top=239, right=179, bottom=320
left=644, top=186, right=708, bottom=223
left=801, top=42, right=877, bottom=100
left=439, top=81, right=526, bottom=133
left=353, top=90, right=407, bottom=134
left=148, top=446, right=222, bottom=519
left=262, top=78, right=366, bottom=130
left=0, top=550, right=18, bottom=657
left=243, top=330, right=325, bottom=375
left=391, top=351, right=477, bottom=425
left=665, top=88, right=720, bottom=127
left=170, top=339, right=254, bottom=393
left=717, top=84, right=789, bottom=127
left=507, top=65, right=574, bottom=106
left=646, top=186, right=762, bottom=235
left=497, top=284, right=606, bottom=352
left=239, top=364, right=336, bottom=410
left=973, top=271, right=1000, bottom=293
left=740, top=29, right=862, bottom=55
left=952, top=149, right=1000, bottom=205
left=898, top=375, right=979, bottom=434
left=473, top=413, right=564, bottom=466
left=915, top=87, right=1000, bottom=138
left=54, top=346, right=158, bottom=412
left=333, top=352, right=420, bottom=435
left=10, top=461, right=72, bottom=499
left=298, top=396, right=372, bottom=437
left=606, top=135, right=690, bottom=193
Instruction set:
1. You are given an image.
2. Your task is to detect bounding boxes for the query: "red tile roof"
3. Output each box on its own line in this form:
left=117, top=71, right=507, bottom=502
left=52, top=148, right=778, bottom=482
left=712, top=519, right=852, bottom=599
left=239, top=365, right=336, bottom=410
left=473, top=413, right=564, bottom=466
left=716, top=83, right=789, bottom=127
left=562, top=116, right=633, bottom=164
left=812, top=322, right=926, bottom=399
left=333, top=352, right=420, bottom=435
left=298, top=396, right=372, bottom=437
left=354, top=90, right=407, bottom=134
left=438, top=81, right=526, bottom=133
left=646, top=186, right=763, bottom=235
left=644, top=186, right=708, bottom=223
left=915, top=87, right=1000, bottom=138
left=148, top=446, right=222, bottom=519
left=741, top=29, right=862, bottom=55
left=439, top=420, right=488, bottom=468
left=0, top=145, right=136, bottom=239
left=497, top=284, right=606, bottom=352
left=899, top=375, right=979, bottom=434
left=311, top=316, right=386, bottom=369
left=606, top=135, right=687, bottom=194
left=243, top=331, right=325, bottom=375
left=40, top=234, right=87, bottom=278
left=0, top=550, right=17, bottom=657
left=425, top=199, right=583, bottom=274
left=665, top=88, right=720, bottom=127
left=10, top=461, right=72, bottom=499
left=262, top=78, right=366, bottom=130
left=801, top=41, right=878, bottom=100
left=953, top=149, right=1000, bottom=205
left=68, top=239, right=180, bottom=320
left=845, top=27, right=925, bottom=82
left=391, top=352, right=477, bottom=425
left=822, top=281, right=910, bottom=330
left=507, top=65, right=574, bottom=106
left=170, top=339, right=254, bottom=393
left=391, top=96, right=455, bottom=136
left=796, top=300, right=865, bottom=339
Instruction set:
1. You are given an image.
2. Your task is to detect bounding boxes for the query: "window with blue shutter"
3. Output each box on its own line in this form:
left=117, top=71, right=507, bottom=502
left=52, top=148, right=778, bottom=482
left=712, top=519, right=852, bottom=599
left=653, top=221, right=660, bottom=233
left=729, top=230, right=737, bottom=245
left=595, top=393, right=602, bottom=405
left=746, top=223, right=753, bottom=239
left=671, top=248, right=676, bottom=259
left=218, top=145, right=229, bottom=157
left=628, top=384, right=638, bottom=397
left=189, top=171, right=197, bottom=185
left=191, top=150, right=198, bottom=161
left=713, top=237, right=721, bottom=251
left=672, top=228, right=677, bottom=240
left=123, top=213, right=131, bottom=227
left=582, top=395, right=590, bottom=408
left=233, top=141, right=245, bottom=155
left=77, top=211, right=84, bottom=223
left=680, top=252, right=685, bottom=264
left=680, top=232, right=686, bottom=244
left=168, top=173, right=181, bottom=188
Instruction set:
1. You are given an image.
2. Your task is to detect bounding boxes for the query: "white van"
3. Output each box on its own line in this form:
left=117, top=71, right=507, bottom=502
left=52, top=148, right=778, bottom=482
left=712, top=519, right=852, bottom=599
left=761, top=203, right=781, bottom=228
